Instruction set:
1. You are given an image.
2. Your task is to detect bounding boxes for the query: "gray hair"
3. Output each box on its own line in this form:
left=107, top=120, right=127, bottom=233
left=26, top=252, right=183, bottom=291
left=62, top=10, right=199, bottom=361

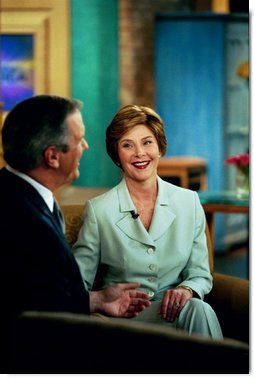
left=2, top=95, right=82, bottom=171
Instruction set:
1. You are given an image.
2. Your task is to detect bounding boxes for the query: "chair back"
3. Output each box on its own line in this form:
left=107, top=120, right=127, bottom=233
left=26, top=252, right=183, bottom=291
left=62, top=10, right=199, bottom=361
left=62, top=204, right=85, bottom=247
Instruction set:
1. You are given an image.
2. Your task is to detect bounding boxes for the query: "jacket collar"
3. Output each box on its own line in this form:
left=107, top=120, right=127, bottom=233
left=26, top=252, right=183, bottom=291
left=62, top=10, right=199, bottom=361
left=2, top=168, right=64, bottom=236
left=116, top=177, right=176, bottom=245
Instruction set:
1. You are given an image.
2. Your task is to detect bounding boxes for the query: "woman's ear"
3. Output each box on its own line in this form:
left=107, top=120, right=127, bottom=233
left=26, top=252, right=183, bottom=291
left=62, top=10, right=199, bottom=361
left=43, top=145, right=60, bottom=168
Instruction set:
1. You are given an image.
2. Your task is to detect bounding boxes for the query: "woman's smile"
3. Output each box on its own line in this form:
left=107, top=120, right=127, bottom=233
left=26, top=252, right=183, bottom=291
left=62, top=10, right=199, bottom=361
left=118, top=124, right=160, bottom=183
left=132, top=160, right=151, bottom=169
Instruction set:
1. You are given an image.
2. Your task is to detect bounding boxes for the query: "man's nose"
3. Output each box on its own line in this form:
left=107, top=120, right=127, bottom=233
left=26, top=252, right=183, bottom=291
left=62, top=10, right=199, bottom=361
left=82, top=139, right=89, bottom=151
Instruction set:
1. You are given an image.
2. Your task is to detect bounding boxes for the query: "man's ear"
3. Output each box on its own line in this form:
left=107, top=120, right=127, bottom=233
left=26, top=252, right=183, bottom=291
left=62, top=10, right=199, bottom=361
left=43, top=145, right=60, bottom=168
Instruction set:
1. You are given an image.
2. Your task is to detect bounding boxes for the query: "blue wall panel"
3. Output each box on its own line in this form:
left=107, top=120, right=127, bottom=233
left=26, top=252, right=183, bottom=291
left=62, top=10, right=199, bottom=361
left=155, top=17, right=225, bottom=190
left=155, top=14, right=249, bottom=251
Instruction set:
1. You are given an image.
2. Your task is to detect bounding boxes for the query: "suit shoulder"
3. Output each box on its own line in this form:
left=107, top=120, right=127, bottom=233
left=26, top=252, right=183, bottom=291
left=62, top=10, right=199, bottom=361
left=161, top=178, right=197, bottom=197
left=87, top=186, right=118, bottom=207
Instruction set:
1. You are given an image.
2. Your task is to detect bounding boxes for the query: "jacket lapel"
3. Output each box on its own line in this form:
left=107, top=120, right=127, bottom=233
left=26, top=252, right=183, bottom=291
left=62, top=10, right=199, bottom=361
left=116, top=213, right=156, bottom=246
left=6, top=169, right=65, bottom=236
left=149, top=203, right=175, bottom=241
left=115, top=177, right=176, bottom=246
left=31, top=196, right=65, bottom=236
left=149, top=177, right=176, bottom=240
left=116, top=179, right=156, bottom=246
left=1, top=168, right=66, bottom=247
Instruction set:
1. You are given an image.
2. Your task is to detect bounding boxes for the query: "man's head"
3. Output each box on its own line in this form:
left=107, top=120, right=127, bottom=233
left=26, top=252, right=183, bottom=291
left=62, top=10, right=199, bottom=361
left=2, top=95, right=88, bottom=186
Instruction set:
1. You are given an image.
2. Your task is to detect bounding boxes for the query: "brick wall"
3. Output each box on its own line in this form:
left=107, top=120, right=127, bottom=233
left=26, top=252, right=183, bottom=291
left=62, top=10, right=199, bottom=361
left=119, top=0, right=193, bottom=107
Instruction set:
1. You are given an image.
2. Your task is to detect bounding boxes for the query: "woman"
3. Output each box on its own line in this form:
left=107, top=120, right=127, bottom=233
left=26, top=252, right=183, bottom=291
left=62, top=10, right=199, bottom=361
left=73, top=105, right=223, bottom=339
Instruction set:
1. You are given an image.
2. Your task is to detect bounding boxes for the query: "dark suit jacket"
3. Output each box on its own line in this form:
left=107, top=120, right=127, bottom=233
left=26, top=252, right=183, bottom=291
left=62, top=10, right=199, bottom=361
left=0, top=167, right=90, bottom=323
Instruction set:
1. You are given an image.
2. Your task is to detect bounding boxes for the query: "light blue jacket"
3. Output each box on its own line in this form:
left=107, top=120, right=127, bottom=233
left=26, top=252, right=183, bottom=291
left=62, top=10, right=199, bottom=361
left=73, top=177, right=212, bottom=300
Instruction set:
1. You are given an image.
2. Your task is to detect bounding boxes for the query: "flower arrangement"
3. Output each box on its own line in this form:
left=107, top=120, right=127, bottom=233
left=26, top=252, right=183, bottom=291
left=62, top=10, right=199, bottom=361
left=224, top=152, right=249, bottom=175
left=224, top=152, right=249, bottom=198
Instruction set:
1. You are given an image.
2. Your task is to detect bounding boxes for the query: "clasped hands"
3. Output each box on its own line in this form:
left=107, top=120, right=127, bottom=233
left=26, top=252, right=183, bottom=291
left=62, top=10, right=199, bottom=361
left=89, top=282, right=151, bottom=317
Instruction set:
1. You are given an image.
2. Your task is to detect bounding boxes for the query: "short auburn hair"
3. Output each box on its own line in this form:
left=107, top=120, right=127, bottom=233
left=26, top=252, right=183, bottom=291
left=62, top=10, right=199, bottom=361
left=106, top=105, right=167, bottom=166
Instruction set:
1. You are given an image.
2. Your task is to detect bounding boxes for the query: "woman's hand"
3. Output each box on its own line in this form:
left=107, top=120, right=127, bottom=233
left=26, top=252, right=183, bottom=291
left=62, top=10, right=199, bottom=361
left=159, top=287, right=193, bottom=322
left=89, top=282, right=151, bottom=317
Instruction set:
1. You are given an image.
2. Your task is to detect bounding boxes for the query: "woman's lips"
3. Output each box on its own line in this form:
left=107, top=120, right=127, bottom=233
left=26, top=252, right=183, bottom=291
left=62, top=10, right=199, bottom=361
left=132, top=161, right=150, bottom=169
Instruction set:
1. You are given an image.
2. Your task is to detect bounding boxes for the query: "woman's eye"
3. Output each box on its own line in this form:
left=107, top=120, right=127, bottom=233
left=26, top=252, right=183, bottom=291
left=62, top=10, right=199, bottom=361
left=122, top=143, right=132, bottom=149
left=144, top=140, right=152, bottom=145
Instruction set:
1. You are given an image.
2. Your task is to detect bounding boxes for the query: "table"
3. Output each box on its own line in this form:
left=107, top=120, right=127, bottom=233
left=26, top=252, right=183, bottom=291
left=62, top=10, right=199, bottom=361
left=158, top=156, right=207, bottom=191
left=198, top=190, right=249, bottom=250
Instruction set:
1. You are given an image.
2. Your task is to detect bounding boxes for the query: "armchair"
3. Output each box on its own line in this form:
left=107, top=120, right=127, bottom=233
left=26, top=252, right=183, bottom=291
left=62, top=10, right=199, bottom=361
left=62, top=203, right=249, bottom=344
left=6, top=203, right=249, bottom=374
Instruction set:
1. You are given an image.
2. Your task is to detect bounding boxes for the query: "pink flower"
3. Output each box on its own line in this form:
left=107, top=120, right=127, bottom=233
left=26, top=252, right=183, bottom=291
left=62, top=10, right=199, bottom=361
left=224, top=153, right=249, bottom=167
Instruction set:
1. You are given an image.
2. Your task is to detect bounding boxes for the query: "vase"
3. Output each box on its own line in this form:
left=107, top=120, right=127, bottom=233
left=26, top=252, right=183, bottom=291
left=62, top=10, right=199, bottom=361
left=235, top=170, right=249, bottom=199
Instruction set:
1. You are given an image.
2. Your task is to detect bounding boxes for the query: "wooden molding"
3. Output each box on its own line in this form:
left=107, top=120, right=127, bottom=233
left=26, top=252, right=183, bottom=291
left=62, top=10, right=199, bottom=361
left=0, top=0, right=70, bottom=167
left=1, top=0, right=70, bottom=101
left=212, top=0, right=229, bottom=13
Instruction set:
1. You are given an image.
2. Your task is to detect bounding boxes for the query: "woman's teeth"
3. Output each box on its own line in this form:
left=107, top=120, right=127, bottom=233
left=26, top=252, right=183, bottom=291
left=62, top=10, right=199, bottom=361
left=133, top=161, right=149, bottom=168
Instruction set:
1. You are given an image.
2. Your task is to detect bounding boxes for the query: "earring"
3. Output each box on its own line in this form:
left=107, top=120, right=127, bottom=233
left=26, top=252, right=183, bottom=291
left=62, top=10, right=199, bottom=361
left=158, top=154, right=161, bottom=158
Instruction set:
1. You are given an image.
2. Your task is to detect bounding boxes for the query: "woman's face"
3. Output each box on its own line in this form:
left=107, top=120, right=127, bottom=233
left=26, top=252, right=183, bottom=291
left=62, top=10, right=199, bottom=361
left=118, top=124, right=160, bottom=183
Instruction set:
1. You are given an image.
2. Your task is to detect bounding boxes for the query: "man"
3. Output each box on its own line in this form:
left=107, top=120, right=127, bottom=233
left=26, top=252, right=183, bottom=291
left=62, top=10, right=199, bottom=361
left=0, top=96, right=150, bottom=356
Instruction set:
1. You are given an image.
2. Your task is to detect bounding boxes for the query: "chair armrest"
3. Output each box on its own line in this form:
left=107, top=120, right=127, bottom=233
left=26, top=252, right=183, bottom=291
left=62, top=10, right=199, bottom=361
left=8, top=311, right=249, bottom=374
left=206, top=273, right=249, bottom=343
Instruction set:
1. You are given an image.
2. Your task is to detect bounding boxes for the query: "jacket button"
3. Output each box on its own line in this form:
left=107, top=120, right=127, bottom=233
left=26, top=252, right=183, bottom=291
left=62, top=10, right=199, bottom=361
left=148, top=264, right=156, bottom=271
left=148, top=291, right=154, bottom=298
left=147, top=247, right=154, bottom=254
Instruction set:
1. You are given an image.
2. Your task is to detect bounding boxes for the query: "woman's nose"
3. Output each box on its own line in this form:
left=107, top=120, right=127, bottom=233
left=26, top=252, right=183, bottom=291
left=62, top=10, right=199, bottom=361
left=135, top=146, right=145, bottom=157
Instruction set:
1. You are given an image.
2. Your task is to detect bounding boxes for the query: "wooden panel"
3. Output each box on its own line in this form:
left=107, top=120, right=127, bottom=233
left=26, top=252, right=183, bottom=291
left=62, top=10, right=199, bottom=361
left=1, top=0, right=70, bottom=113
left=0, top=103, right=4, bottom=168
left=0, top=0, right=70, bottom=167
left=157, top=156, right=207, bottom=190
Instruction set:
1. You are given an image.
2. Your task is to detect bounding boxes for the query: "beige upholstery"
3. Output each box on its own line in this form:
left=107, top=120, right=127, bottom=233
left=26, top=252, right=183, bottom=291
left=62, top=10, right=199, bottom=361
left=63, top=204, right=85, bottom=247
left=62, top=204, right=249, bottom=344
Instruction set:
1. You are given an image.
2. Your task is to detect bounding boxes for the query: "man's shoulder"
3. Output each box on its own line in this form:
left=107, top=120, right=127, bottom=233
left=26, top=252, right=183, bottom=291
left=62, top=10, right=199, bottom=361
left=0, top=167, right=18, bottom=201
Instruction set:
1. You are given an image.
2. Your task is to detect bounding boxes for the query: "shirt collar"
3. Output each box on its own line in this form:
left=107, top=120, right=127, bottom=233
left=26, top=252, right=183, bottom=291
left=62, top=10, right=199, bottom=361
left=6, top=165, right=54, bottom=212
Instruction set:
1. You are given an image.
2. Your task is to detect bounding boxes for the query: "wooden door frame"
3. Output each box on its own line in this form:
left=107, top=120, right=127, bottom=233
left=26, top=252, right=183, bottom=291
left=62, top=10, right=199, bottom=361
left=1, top=0, right=70, bottom=100
left=0, top=0, right=70, bottom=166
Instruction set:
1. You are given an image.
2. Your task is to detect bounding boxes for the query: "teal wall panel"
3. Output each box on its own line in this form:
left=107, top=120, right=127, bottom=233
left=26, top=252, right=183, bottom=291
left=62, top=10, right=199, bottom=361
left=71, top=0, right=120, bottom=187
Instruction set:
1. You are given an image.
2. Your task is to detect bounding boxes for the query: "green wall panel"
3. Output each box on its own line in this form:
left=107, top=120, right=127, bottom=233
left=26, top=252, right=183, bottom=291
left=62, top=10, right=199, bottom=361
left=71, top=0, right=120, bottom=187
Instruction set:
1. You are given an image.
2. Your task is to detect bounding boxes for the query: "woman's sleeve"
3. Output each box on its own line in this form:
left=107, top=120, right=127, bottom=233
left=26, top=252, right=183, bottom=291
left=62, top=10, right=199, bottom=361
left=180, top=192, right=213, bottom=299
